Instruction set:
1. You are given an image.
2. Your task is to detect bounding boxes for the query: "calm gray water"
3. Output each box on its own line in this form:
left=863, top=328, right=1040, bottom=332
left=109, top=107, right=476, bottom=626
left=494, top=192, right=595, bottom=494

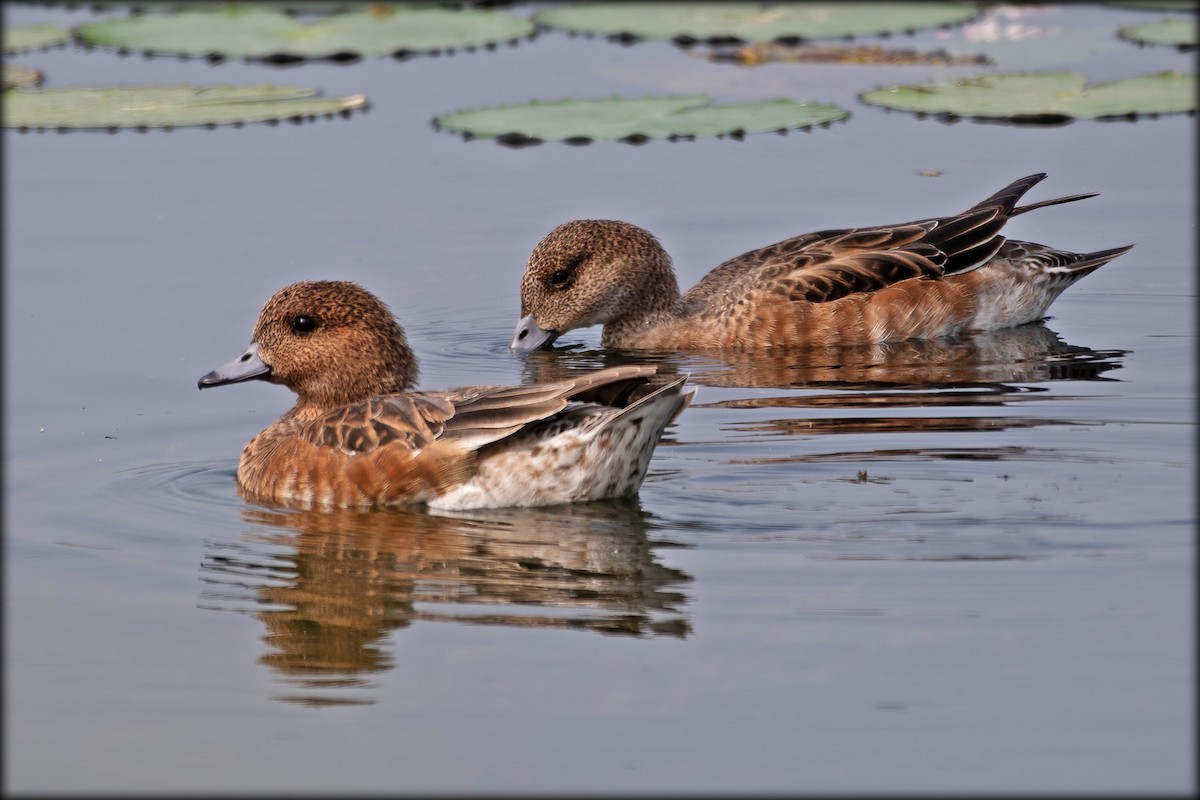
left=4, top=2, right=1194, bottom=794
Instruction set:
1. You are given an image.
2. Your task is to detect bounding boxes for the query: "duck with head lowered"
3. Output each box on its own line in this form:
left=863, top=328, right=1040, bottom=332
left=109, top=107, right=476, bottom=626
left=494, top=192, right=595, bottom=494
left=510, top=173, right=1132, bottom=353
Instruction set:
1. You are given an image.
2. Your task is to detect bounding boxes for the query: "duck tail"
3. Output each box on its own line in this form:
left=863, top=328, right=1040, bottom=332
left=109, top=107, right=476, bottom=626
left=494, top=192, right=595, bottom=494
left=1010, top=191, right=1100, bottom=218
left=966, top=173, right=1047, bottom=216
left=998, top=241, right=1134, bottom=295
left=608, top=375, right=694, bottom=429
left=967, top=174, right=1099, bottom=219
left=1057, top=244, right=1135, bottom=279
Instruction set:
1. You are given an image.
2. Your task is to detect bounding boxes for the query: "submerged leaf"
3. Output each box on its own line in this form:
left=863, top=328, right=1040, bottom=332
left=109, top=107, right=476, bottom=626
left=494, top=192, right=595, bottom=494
left=1105, top=1, right=1197, bottom=10
left=74, top=3, right=535, bottom=61
left=4, top=23, right=71, bottom=53
left=434, top=94, right=848, bottom=144
left=859, top=70, right=1196, bottom=121
left=81, top=1, right=423, bottom=9
left=535, top=2, right=979, bottom=44
left=3, top=84, right=369, bottom=130
left=1118, top=18, right=1197, bottom=48
left=4, top=65, right=45, bottom=90
left=704, top=42, right=990, bottom=66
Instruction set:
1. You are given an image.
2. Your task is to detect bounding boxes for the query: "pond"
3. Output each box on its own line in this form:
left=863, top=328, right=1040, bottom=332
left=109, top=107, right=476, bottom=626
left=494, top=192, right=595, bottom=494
left=4, top=2, right=1194, bottom=794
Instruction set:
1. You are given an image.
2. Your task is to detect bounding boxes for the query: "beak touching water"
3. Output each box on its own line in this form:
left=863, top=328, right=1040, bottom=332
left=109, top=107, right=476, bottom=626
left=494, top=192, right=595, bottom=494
left=509, top=314, right=559, bottom=352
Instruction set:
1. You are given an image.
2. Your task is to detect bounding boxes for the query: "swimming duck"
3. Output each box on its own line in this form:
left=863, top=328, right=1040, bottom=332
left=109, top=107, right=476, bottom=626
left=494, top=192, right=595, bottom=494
left=199, top=281, right=693, bottom=510
left=510, top=173, right=1132, bottom=352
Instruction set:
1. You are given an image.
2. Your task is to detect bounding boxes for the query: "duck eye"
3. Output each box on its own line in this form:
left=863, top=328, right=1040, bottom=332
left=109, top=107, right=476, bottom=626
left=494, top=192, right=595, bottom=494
left=291, top=315, right=317, bottom=334
left=550, top=269, right=571, bottom=286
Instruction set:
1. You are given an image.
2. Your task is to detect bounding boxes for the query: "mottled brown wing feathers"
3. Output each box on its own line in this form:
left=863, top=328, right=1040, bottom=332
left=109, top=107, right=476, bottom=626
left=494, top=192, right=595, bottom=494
left=243, top=401, right=474, bottom=507
left=779, top=246, right=946, bottom=303
left=815, top=223, right=933, bottom=253
left=679, top=173, right=1104, bottom=321
left=302, top=394, right=453, bottom=456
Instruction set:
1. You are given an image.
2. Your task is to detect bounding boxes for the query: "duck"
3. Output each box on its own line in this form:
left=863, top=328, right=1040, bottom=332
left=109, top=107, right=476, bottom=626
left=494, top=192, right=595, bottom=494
left=198, top=281, right=693, bottom=510
left=510, top=173, right=1132, bottom=352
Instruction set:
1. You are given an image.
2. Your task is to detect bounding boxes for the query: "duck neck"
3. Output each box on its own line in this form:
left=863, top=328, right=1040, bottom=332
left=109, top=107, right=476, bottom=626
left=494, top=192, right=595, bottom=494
left=600, top=272, right=684, bottom=348
left=286, top=344, right=419, bottom=423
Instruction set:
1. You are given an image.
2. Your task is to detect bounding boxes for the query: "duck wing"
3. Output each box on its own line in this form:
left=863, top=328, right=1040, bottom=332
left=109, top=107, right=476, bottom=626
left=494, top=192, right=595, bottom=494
left=436, top=365, right=659, bottom=450
left=686, top=173, right=1095, bottom=311
left=294, top=365, right=657, bottom=457
left=234, top=394, right=466, bottom=508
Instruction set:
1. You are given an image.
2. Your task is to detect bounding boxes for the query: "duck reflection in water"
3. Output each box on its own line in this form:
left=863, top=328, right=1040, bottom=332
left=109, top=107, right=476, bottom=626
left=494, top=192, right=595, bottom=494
left=518, top=322, right=1124, bottom=391
left=199, top=499, right=692, bottom=707
left=517, top=322, right=1126, bottom=459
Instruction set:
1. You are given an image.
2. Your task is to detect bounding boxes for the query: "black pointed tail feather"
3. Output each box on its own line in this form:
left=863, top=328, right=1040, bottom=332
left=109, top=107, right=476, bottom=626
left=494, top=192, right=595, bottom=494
left=1010, top=192, right=1100, bottom=217
left=964, top=173, right=1047, bottom=215
left=937, top=175, right=1109, bottom=276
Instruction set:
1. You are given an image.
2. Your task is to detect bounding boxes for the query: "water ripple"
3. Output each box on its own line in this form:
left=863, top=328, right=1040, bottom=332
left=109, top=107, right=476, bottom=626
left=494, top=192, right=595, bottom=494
left=105, top=459, right=243, bottom=525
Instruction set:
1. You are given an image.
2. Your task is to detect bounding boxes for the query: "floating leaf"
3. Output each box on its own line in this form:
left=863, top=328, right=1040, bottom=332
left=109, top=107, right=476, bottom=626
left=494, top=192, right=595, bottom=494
left=704, top=42, right=990, bottom=66
left=3, top=84, right=369, bottom=130
left=535, top=2, right=979, bottom=44
left=4, top=65, right=45, bottom=90
left=1118, top=18, right=1197, bottom=47
left=4, top=23, right=71, bottom=53
left=75, top=3, right=535, bottom=61
left=859, top=70, right=1196, bottom=122
left=435, top=94, right=848, bottom=144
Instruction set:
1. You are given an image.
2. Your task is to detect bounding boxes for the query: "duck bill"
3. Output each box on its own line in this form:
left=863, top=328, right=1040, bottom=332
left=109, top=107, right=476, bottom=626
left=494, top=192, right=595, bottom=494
left=509, top=314, right=560, bottom=352
left=198, top=342, right=272, bottom=389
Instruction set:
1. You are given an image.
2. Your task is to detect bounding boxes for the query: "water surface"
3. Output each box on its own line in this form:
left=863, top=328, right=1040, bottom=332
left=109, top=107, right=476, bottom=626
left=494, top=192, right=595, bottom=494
left=4, top=2, right=1194, bottom=794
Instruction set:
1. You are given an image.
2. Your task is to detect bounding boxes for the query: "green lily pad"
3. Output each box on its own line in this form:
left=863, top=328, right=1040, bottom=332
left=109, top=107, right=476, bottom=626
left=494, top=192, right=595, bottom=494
left=434, top=94, right=848, bottom=145
left=75, top=3, right=536, bottom=62
left=3, top=84, right=369, bottom=130
left=859, top=70, right=1196, bottom=122
left=534, top=2, right=979, bottom=44
left=4, top=65, right=45, bottom=90
left=1119, top=18, right=1197, bottom=47
left=4, top=23, right=71, bottom=54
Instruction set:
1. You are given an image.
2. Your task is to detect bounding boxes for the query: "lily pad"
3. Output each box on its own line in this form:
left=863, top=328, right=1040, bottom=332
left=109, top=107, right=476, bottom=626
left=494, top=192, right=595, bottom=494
left=434, top=94, right=848, bottom=144
left=534, top=2, right=980, bottom=44
left=74, top=3, right=536, bottom=62
left=3, top=84, right=369, bottom=131
left=859, top=70, right=1196, bottom=122
left=4, top=65, right=45, bottom=90
left=4, top=23, right=71, bottom=54
left=1118, top=18, right=1197, bottom=48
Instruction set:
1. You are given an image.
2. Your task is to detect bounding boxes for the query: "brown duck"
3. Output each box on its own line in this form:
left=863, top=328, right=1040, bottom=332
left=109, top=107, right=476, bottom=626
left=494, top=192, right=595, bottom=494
left=200, top=281, right=692, bottom=510
left=510, top=173, right=1132, bottom=352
